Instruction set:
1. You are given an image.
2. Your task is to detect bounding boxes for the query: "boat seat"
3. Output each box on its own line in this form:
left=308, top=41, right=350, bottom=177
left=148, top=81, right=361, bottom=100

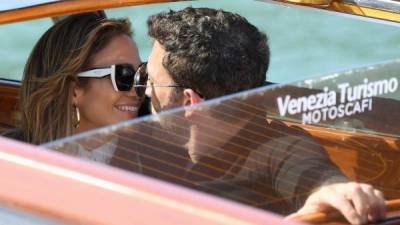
left=0, top=80, right=20, bottom=135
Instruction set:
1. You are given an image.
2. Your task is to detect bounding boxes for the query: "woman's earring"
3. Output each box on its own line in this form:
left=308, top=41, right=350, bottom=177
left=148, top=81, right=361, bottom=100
left=74, top=106, right=80, bottom=128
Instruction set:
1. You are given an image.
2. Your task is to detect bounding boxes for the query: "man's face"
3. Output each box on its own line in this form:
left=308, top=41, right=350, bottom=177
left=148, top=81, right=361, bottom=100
left=145, top=41, right=183, bottom=114
left=145, top=41, right=190, bottom=145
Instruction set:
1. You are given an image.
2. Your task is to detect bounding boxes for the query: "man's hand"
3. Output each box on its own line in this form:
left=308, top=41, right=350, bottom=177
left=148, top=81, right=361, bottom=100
left=286, top=182, right=385, bottom=225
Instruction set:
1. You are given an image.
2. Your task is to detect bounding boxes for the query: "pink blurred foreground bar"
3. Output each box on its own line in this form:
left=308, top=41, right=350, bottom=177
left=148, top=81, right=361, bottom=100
left=0, top=136, right=304, bottom=225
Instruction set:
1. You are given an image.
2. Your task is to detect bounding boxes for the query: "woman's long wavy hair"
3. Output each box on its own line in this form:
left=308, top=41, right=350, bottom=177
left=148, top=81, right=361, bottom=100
left=20, top=13, right=132, bottom=144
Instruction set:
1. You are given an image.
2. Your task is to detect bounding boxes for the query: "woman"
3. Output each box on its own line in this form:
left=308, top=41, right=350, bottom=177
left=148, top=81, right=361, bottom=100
left=6, top=12, right=148, bottom=145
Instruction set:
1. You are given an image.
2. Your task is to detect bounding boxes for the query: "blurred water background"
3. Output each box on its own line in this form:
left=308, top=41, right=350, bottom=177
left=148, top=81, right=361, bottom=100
left=0, top=0, right=399, bottom=83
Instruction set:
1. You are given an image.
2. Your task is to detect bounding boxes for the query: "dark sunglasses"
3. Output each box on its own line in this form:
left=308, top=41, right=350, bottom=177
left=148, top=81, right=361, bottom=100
left=134, top=62, right=183, bottom=89
left=77, top=63, right=148, bottom=97
left=134, top=62, right=205, bottom=98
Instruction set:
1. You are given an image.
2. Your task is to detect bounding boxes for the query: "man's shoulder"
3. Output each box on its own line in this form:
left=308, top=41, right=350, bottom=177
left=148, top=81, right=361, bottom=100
left=250, top=119, right=325, bottom=158
left=266, top=120, right=316, bottom=142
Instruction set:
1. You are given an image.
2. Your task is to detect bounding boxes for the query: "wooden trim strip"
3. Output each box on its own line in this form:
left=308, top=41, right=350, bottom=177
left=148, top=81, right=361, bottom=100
left=0, top=0, right=184, bottom=25
left=0, top=79, right=20, bottom=87
left=294, top=199, right=400, bottom=224
left=265, top=0, right=400, bottom=23
left=328, top=0, right=400, bottom=23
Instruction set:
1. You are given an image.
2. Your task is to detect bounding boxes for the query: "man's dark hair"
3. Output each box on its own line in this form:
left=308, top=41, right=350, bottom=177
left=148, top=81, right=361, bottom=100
left=147, top=7, right=270, bottom=99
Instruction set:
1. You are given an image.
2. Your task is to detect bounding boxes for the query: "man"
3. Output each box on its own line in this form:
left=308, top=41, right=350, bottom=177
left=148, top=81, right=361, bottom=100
left=144, top=7, right=385, bottom=224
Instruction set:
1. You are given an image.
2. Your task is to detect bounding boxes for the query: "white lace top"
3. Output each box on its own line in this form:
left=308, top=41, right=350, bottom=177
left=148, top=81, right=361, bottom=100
left=76, top=139, right=117, bottom=164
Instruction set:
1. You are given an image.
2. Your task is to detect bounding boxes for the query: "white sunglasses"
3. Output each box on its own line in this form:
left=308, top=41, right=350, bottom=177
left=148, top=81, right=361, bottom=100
left=77, top=63, right=146, bottom=97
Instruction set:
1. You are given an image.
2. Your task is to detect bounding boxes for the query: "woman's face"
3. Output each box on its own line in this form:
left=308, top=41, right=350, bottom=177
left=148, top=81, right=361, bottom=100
left=74, top=34, right=142, bottom=132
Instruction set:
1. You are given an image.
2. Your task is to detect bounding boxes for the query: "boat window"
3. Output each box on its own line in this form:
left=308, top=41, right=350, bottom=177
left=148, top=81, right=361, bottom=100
left=106, top=0, right=400, bottom=83
left=44, top=59, right=400, bottom=216
left=0, top=18, right=52, bottom=81
left=0, top=204, right=73, bottom=225
left=2, top=0, right=400, bottom=82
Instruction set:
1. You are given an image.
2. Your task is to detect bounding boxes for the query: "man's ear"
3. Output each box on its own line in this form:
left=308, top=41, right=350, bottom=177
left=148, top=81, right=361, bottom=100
left=183, top=89, right=204, bottom=119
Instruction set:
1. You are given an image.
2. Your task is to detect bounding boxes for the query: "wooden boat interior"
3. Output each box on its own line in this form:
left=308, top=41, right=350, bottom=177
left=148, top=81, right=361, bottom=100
left=0, top=0, right=399, bottom=224
left=44, top=66, right=400, bottom=224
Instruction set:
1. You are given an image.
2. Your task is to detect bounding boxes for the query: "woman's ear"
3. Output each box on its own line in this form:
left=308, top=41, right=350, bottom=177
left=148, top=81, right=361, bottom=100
left=71, top=81, right=84, bottom=106
left=183, top=89, right=204, bottom=119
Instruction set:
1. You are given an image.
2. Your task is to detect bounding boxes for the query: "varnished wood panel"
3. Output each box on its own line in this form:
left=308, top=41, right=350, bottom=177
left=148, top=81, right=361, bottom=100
left=0, top=81, right=20, bottom=132
left=0, top=0, right=184, bottom=25
left=298, top=123, right=400, bottom=200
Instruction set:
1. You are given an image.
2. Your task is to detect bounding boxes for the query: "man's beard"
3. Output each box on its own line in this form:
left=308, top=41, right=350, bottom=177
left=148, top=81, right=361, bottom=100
left=150, top=91, right=190, bottom=145
left=150, top=88, right=181, bottom=114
